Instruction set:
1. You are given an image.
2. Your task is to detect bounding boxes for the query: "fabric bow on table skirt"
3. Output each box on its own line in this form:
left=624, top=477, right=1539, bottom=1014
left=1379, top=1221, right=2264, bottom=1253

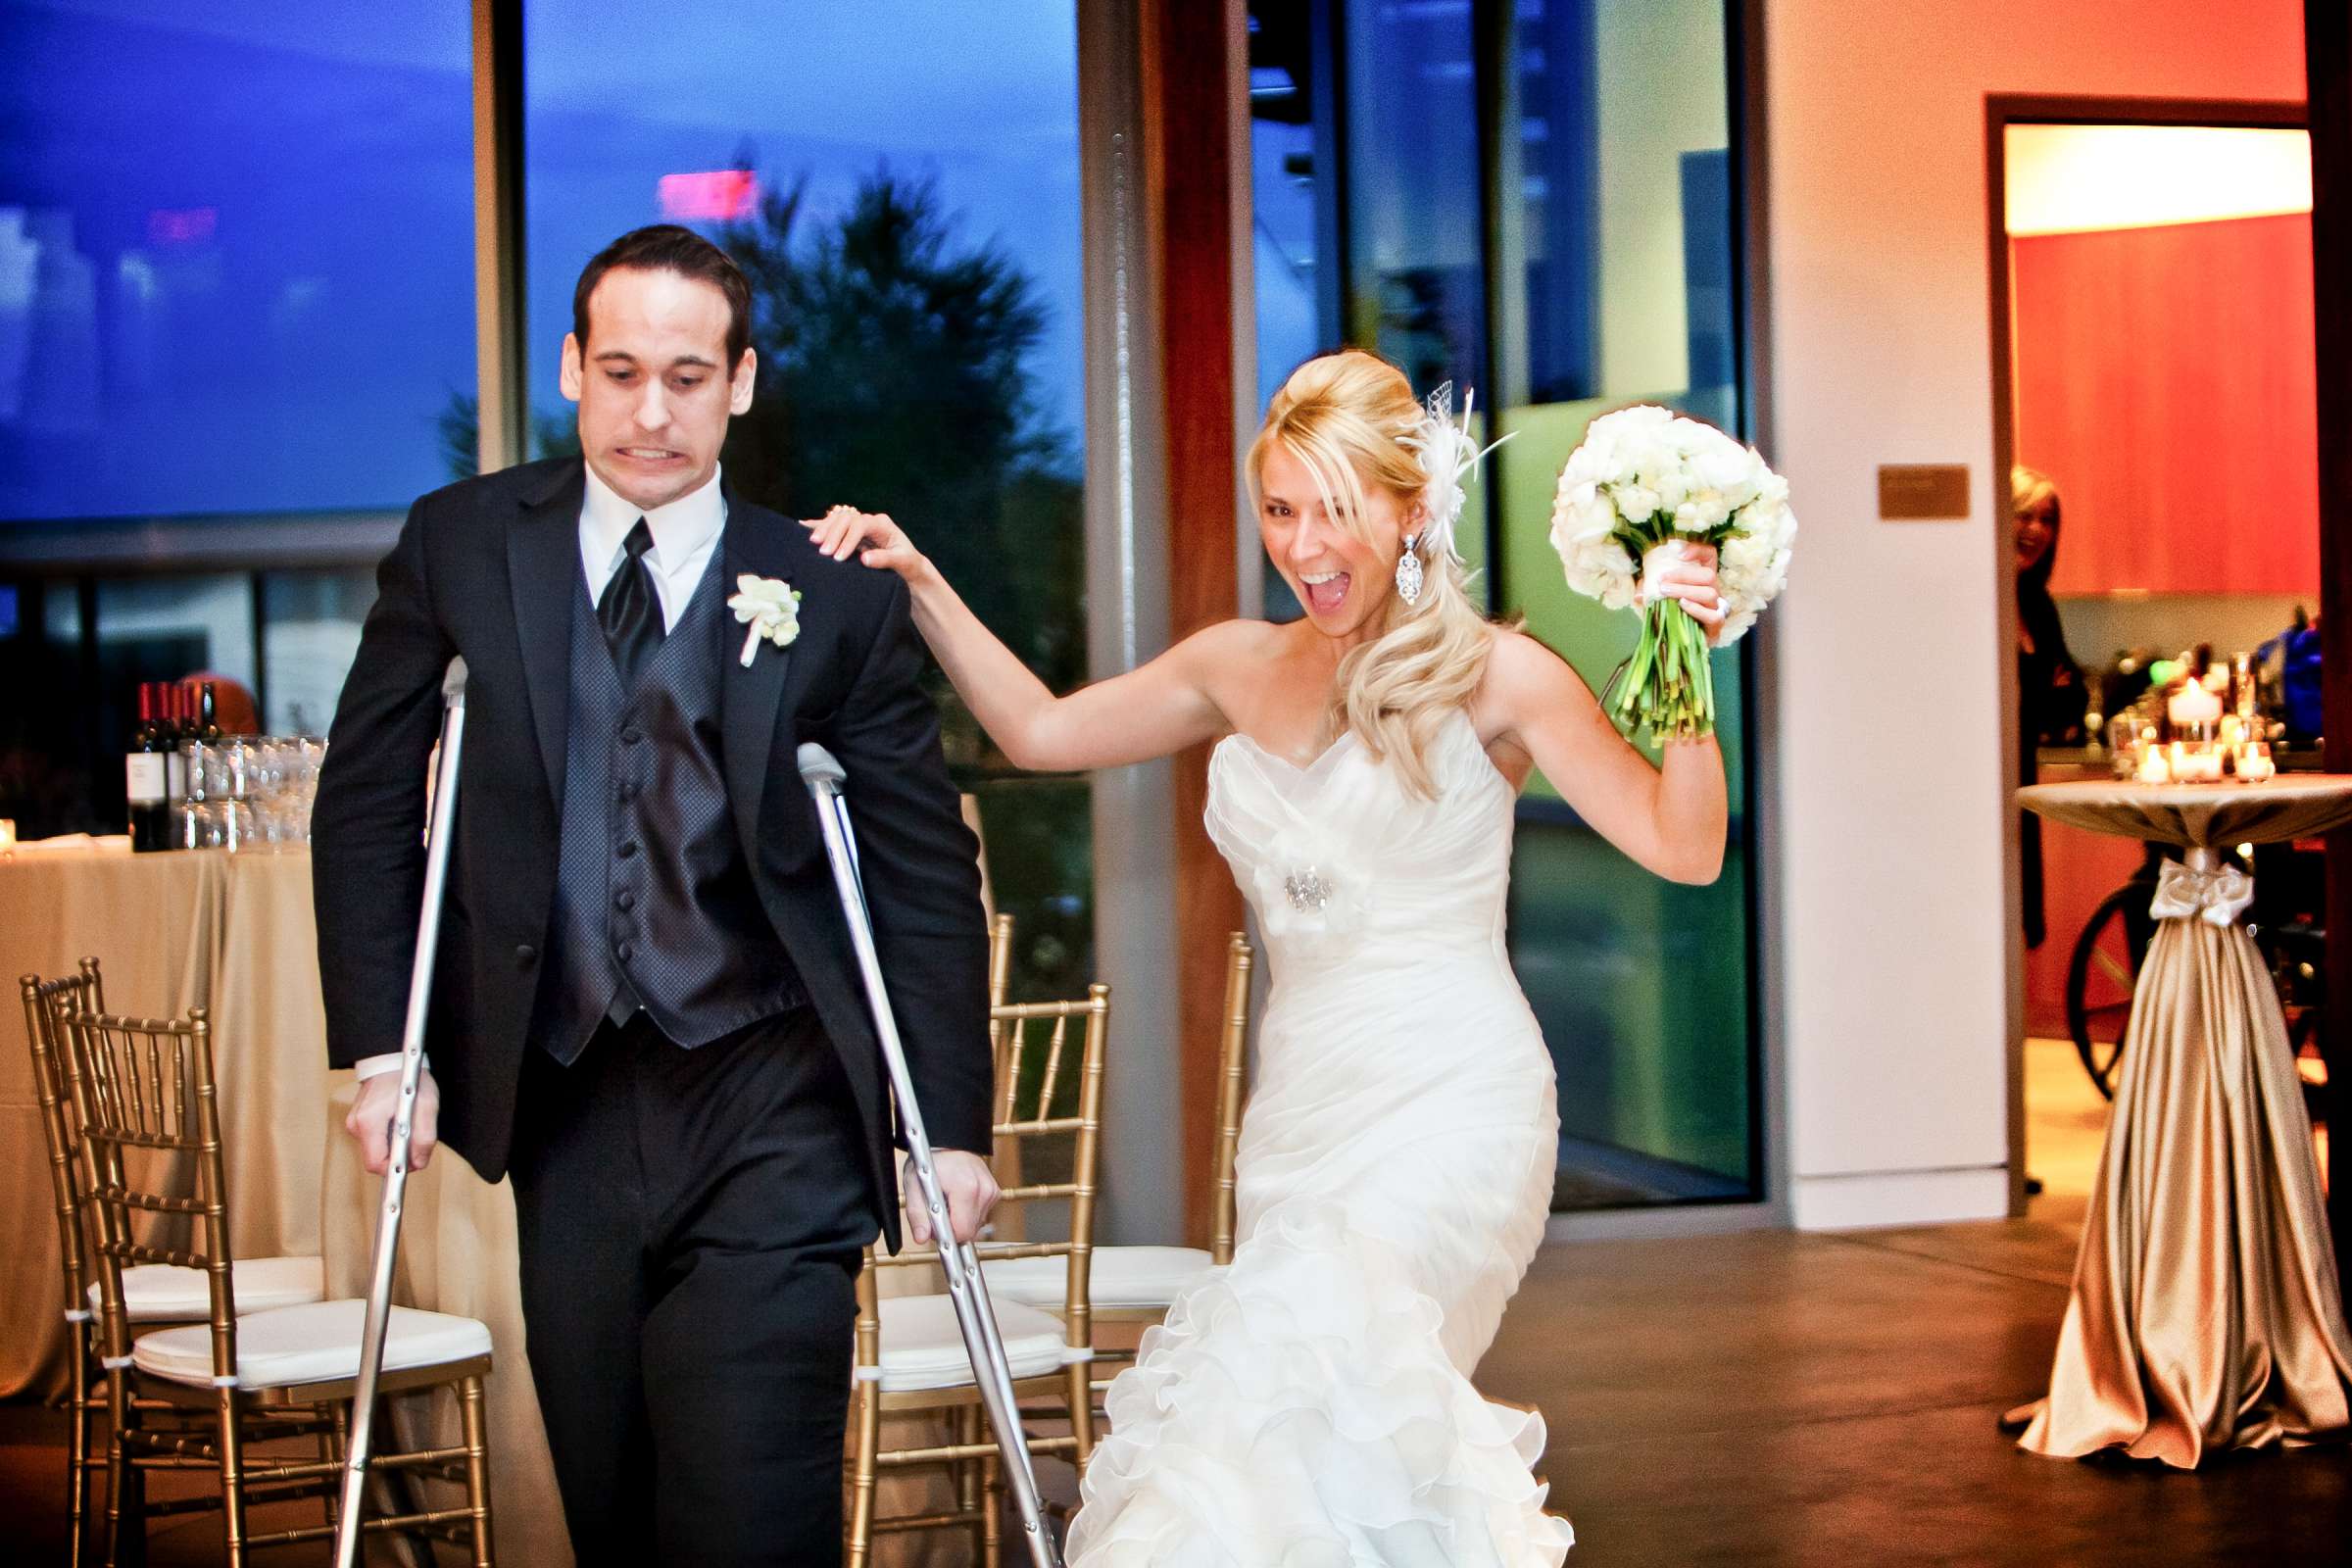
left=2146, top=856, right=2254, bottom=928
left=2015, top=852, right=2352, bottom=1466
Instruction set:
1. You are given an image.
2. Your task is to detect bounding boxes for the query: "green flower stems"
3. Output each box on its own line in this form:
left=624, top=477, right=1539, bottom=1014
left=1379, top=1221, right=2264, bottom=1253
left=1611, top=526, right=1729, bottom=742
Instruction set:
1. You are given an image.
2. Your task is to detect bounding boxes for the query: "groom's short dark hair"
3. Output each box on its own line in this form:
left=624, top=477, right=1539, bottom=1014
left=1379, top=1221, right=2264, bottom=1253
left=572, top=224, right=753, bottom=369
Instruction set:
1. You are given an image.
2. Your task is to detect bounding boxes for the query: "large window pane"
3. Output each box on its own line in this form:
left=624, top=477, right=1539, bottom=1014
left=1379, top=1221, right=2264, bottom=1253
left=0, top=4, right=467, bottom=842
left=1248, top=0, right=1758, bottom=1207
left=0, top=2, right=476, bottom=521
left=1493, top=0, right=1753, bottom=1201
left=522, top=1, right=1091, bottom=1000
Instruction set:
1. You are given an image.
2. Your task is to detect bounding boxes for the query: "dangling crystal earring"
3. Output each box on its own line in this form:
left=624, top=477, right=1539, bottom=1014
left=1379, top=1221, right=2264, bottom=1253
left=1395, top=535, right=1425, bottom=606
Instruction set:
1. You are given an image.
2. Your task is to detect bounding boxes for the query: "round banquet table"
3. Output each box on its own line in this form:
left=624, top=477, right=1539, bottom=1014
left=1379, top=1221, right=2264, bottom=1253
left=2013, top=778, right=2352, bottom=1466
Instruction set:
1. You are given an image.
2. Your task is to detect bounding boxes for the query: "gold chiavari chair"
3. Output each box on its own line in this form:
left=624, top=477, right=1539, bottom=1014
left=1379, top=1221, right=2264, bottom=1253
left=981, top=932, right=1253, bottom=1394
left=846, top=982, right=1111, bottom=1566
left=20, top=962, right=331, bottom=1566
left=62, top=1002, right=496, bottom=1566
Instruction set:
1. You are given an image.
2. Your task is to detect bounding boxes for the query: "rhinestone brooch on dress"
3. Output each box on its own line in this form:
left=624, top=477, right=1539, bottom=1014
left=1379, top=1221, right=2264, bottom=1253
left=1284, top=867, right=1333, bottom=913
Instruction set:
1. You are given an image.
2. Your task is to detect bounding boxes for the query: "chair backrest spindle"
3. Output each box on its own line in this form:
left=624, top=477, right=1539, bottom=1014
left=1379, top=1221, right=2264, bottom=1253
left=1211, top=932, right=1254, bottom=1266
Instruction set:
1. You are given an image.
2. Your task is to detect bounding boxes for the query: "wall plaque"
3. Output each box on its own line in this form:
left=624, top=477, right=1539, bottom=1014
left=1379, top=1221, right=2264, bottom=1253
left=1877, top=464, right=1970, bottom=520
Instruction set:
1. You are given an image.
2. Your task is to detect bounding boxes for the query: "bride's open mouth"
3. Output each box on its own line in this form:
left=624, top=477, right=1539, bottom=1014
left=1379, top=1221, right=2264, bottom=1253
left=1299, top=569, right=1350, bottom=615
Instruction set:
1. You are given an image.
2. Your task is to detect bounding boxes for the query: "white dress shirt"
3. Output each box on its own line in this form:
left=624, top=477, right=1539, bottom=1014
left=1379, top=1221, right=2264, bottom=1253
left=353, top=464, right=732, bottom=1084
left=577, top=460, right=729, bottom=632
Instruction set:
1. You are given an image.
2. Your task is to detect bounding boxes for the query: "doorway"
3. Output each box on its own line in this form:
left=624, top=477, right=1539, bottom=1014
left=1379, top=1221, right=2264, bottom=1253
left=1987, top=97, right=2322, bottom=1218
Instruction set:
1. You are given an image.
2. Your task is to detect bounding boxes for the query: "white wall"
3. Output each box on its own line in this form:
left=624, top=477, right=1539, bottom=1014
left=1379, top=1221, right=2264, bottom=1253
left=1762, top=0, right=2305, bottom=1228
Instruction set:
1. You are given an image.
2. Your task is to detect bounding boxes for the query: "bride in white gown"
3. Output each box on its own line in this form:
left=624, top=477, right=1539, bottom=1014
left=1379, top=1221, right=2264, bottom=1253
left=808, top=349, right=1728, bottom=1563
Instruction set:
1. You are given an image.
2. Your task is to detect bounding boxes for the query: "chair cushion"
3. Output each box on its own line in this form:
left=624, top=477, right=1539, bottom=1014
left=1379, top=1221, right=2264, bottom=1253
left=91, top=1256, right=328, bottom=1322
left=982, top=1246, right=1215, bottom=1312
left=132, top=1298, right=491, bottom=1392
left=875, top=1293, right=1079, bottom=1394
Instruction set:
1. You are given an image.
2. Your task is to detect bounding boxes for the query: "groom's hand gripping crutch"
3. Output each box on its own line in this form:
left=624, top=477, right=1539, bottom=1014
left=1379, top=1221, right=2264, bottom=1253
left=333, top=657, right=468, bottom=1568
left=798, top=742, right=1065, bottom=1568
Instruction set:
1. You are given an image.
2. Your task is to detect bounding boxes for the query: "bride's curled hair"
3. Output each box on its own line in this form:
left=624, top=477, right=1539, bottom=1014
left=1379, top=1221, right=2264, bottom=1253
left=1246, top=349, right=1494, bottom=799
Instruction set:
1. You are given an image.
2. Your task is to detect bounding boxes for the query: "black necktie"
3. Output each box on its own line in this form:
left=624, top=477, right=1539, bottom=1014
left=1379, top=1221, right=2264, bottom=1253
left=598, top=519, right=663, bottom=690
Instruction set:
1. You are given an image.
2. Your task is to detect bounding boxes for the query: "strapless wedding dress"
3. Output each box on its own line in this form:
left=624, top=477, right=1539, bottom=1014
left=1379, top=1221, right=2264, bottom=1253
left=1066, top=710, right=1572, bottom=1565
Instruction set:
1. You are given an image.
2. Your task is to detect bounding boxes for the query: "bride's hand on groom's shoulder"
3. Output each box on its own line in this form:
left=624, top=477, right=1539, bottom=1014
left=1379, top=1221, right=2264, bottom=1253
left=805, top=506, right=931, bottom=584
left=906, top=1149, right=1002, bottom=1246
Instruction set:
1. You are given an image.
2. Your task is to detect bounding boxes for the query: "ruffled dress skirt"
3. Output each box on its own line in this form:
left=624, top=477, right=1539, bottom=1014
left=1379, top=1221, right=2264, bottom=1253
left=1063, top=956, right=1573, bottom=1565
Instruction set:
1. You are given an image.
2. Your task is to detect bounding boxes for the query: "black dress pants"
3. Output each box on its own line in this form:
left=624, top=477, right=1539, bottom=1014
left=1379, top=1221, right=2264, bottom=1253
left=509, top=1008, right=875, bottom=1566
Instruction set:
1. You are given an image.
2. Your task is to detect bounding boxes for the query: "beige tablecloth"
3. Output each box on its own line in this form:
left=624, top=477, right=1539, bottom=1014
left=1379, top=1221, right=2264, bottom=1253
left=0, top=846, right=569, bottom=1564
left=2014, top=780, right=2352, bottom=1466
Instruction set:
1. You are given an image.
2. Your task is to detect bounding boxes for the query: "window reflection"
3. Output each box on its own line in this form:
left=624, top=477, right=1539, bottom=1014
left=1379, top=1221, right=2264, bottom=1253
left=1248, top=1, right=1321, bottom=623
left=1344, top=0, right=1488, bottom=397
left=262, top=569, right=378, bottom=737
left=1494, top=0, right=1752, bottom=1202
left=1247, top=0, right=1757, bottom=1207
left=0, top=1, right=475, bottom=520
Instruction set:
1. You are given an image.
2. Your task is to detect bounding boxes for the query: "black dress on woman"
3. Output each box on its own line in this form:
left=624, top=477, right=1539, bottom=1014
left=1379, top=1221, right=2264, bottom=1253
left=2018, top=519, right=2084, bottom=950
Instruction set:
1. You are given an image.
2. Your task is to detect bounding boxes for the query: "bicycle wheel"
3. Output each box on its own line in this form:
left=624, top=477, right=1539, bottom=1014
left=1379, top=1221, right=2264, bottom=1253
left=2066, top=883, right=2147, bottom=1101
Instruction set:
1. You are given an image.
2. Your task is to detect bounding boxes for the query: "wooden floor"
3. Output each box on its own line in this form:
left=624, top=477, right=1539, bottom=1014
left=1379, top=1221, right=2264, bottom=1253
left=9, top=1047, right=2346, bottom=1563
left=1483, top=1221, right=2350, bottom=1565
left=1468, top=1040, right=2351, bottom=1565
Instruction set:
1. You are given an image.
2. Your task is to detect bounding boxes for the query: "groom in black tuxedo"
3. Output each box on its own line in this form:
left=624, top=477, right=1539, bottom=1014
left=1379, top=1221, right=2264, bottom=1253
left=313, top=224, right=999, bottom=1564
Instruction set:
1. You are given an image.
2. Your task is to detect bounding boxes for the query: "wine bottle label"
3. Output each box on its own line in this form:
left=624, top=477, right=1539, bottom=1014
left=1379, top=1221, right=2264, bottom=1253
left=126, top=753, right=167, bottom=804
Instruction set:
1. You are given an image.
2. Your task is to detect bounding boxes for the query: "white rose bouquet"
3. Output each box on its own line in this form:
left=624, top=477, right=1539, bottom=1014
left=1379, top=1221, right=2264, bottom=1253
left=1548, top=404, right=1795, bottom=739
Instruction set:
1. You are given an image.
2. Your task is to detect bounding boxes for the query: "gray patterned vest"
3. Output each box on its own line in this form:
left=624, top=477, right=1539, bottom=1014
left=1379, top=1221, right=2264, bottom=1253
left=530, top=543, right=805, bottom=1064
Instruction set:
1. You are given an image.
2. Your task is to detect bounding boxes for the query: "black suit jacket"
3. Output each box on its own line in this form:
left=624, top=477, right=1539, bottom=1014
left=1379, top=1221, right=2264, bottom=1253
left=313, top=458, right=991, bottom=1242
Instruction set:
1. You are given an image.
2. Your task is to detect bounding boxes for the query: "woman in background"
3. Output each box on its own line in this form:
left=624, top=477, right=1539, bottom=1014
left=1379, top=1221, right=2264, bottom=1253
left=2014, top=465, right=2083, bottom=949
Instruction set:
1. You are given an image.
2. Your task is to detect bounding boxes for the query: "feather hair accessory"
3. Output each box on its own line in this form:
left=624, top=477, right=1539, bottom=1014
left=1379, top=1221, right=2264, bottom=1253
left=1400, top=382, right=1514, bottom=564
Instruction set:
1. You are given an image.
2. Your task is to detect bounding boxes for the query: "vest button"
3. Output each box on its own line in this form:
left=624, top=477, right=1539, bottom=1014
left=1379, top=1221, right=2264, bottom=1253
left=619, top=840, right=641, bottom=858
left=514, top=944, right=537, bottom=967
left=615, top=891, right=635, bottom=911
left=618, top=782, right=640, bottom=803
left=621, top=727, right=645, bottom=746
left=615, top=942, right=635, bottom=963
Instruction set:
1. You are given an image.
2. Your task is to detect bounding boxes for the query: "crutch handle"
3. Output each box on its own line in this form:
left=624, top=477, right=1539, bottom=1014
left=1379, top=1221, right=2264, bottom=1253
left=796, top=741, right=845, bottom=789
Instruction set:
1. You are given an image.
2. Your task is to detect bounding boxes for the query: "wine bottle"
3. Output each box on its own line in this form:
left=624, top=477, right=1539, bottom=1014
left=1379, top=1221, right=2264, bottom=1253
left=197, top=680, right=222, bottom=743
left=163, top=684, right=188, bottom=807
left=126, top=683, right=169, bottom=852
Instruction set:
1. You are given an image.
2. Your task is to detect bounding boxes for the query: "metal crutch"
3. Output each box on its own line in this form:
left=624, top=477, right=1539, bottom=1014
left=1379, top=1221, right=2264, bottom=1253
left=798, top=743, right=1063, bottom=1568
left=335, top=657, right=468, bottom=1568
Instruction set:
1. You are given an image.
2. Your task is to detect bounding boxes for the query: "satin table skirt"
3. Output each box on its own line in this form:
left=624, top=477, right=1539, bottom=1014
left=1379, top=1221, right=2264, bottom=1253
left=2015, top=780, right=2352, bottom=1466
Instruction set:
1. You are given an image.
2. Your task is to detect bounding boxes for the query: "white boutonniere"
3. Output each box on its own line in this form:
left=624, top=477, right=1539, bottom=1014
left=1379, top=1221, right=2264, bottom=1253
left=727, top=574, right=803, bottom=667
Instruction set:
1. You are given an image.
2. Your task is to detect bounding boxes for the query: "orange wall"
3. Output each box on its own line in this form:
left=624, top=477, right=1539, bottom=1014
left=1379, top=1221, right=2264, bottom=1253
left=2013, top=213, right=2320, bottom=599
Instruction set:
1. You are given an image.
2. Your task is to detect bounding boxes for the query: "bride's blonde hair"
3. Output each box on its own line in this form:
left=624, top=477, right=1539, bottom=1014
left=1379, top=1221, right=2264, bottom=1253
left=1245, top=349, right=1494, bottom=799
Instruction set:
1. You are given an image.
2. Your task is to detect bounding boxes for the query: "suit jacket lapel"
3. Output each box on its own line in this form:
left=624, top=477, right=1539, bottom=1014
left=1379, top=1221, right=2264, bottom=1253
left=507, top=463, right=585, bottom=808
left=721, top=504, right=800, bottom=855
